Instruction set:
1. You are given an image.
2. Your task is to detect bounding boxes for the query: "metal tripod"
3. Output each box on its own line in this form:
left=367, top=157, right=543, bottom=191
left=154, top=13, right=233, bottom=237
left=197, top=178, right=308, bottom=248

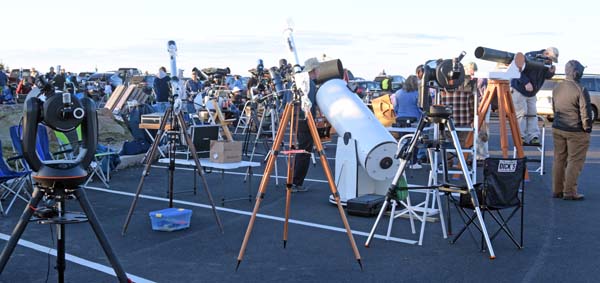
left=365, top=109, right=497, bottom=259
left=246, top=96, right=280, bottom=185
left=121, top=105, right=224, bottom=235
left=0, top=185, right=129, bottom=283
left=236, top=100, right=362, bottom=270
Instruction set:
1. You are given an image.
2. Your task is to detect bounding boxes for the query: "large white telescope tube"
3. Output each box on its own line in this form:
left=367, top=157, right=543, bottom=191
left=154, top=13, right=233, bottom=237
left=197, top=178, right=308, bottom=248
left=317, top=79, right=398, bottom=181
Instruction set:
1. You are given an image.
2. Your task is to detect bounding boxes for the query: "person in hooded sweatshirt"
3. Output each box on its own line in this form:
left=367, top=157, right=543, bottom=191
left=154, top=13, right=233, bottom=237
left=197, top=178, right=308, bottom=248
left=153, top=66, right=171, bottom=112
left=551, top=60, right=592, bottom=201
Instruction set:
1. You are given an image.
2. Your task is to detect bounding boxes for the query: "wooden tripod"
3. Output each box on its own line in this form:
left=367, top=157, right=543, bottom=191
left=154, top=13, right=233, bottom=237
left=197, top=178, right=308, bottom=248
left=466, top=80, right=526, bottom=166
left=236, top=101, right=362, bottom=270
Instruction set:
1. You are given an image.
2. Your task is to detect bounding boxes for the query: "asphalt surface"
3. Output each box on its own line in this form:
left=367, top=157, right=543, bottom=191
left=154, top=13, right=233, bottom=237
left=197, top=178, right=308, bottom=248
left=1, top=117, right=600, bottom=282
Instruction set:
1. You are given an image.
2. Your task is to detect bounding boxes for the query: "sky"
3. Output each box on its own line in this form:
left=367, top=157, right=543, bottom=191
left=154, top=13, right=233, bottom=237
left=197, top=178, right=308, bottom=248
left=1, top=0, right=598, bottom=79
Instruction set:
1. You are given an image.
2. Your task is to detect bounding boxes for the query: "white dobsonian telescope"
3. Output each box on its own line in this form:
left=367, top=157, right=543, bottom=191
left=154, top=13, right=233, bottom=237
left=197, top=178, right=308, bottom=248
left=317, top=79, right=399, bottom=204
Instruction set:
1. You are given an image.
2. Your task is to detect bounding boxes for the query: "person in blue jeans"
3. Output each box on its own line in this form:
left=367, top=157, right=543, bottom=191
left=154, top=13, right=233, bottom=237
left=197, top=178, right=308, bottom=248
left=392, top=75, right=425, bottom=168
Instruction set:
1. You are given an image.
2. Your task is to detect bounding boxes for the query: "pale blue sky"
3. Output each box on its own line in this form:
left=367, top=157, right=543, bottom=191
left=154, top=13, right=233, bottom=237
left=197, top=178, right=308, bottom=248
left=1, top=0, right=597, bottom=79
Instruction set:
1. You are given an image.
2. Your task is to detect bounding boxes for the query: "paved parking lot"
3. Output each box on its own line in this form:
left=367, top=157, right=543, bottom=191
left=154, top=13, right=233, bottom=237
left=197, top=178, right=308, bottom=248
left=1, top=118, right=600, bottom=282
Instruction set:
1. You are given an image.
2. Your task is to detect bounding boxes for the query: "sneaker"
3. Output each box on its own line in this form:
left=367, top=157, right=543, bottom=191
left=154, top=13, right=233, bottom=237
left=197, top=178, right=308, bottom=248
left=529, top=137, right=541, bottom=146
left=291, top=184, right=308, bottom=193
left=409, top=163, right=423, bottom=170
left=563, top=193, right=584, bottom=201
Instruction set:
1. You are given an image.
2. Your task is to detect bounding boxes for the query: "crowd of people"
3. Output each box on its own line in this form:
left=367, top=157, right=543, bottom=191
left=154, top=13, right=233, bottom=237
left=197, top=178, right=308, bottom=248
left=1, top=48, right=593, bottom=200
left=0, top=65, right=81, bottom=104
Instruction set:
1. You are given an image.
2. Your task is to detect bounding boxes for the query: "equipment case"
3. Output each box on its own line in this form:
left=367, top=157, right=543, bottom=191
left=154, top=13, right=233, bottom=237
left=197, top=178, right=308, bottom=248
left=346, top=194, right=386, bottom=217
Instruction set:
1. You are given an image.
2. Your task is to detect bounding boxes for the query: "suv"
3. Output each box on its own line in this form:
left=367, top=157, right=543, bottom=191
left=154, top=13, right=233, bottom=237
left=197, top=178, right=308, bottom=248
left=537, top=74, right=600, bottom=121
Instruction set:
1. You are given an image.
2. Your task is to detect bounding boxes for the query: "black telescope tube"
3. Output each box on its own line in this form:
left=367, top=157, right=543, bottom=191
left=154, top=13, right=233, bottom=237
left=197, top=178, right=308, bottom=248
left=474, top=47, right=515, bottom=64
left=316, top=59, right=344, bottom=85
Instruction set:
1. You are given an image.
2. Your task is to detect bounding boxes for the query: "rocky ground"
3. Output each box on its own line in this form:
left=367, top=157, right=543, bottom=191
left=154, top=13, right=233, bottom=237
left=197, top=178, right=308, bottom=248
left=1, top=103, right=133, bottom=160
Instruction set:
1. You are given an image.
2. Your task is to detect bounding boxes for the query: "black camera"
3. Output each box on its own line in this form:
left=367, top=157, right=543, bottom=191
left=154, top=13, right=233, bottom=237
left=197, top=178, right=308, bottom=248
left=418, top=52, right=466, bottom=112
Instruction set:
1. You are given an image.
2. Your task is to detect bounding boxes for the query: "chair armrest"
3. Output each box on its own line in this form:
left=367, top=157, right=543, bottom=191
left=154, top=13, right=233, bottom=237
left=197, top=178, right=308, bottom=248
left=6, top=155, right=24, bottom=162
left=52, top=149, right=74, bottom=157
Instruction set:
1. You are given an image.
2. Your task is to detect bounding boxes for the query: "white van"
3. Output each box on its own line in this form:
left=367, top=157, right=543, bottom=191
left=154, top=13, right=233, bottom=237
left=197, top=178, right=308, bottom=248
left=536, top=74, right=599, bottom=121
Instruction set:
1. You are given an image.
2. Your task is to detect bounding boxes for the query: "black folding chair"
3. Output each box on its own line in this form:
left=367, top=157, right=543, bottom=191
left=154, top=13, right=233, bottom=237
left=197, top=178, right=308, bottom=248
left=450, top=157, right=526, bottom=250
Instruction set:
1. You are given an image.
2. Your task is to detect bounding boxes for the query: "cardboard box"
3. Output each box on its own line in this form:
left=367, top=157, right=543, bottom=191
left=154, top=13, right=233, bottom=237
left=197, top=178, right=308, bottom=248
left=210, top=140, right=242, bottom=163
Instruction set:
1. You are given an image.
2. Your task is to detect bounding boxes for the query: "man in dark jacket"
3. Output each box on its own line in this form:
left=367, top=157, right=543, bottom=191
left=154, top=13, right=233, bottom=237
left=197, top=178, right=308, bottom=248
left=291, top=57, right=319, bottom=192
left=511, top=47, right=558, bottom=145
left=551, top=60, right=591, bottom=201
left=153, top=66, right=171, bottom=112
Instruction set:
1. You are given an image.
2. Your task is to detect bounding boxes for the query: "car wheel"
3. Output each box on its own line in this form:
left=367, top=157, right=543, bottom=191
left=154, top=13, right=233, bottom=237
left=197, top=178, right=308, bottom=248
left=592, top=105, right=598, bottom=122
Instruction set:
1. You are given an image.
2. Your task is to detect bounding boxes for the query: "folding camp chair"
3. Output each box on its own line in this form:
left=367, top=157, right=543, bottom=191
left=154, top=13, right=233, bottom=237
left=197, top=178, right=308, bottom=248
left=0, top=140, right=32, bottom=215
left=53, top=125, right=119, bottom=188
left=450, top=157, right=526, bottom=251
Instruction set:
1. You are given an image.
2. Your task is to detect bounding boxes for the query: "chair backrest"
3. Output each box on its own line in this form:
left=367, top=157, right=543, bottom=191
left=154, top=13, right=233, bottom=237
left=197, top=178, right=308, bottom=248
left=483, top=158, right=526, bottom=209
left=54, top=126, right=83, bottom=158
left=9, top=124, right=52, bottom=164
left=35, top=125, right=54, bottom=161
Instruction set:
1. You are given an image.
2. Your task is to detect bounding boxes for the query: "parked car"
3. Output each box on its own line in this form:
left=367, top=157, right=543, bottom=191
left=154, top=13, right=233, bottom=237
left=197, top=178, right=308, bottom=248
left=130, top=75, right=155, bottom=95
left=8, top=69, right=28, bottom=88
left=373, top=75, right=405, bottom=92
left=85, top=72, right=123, bottom=94
left=349, top=80, right=382, bottom=100
left=117, top=67, right=141, bottom=84
left=536, top=74, right=600, bottom=121
left=76, top=72, right=95, bottom=85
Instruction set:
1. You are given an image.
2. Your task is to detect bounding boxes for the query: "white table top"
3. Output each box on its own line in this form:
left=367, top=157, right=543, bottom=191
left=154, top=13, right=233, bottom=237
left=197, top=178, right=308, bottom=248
left=158, top=158, right=261, bottom=170
left=386, top=125, right=433, bottom=133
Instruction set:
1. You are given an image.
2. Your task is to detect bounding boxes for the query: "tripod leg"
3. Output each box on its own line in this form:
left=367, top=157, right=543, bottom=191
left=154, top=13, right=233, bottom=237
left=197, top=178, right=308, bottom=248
left=365, top=198, right=390, bottom=247
left=74, top=189, right=129, bottom=283
left=249, top=105, right=267, bottom=163
left=283, top=104, right=297, bottom=248
left=305, top=111, right=362, bottom=269
left=386, top=200, right=397, bottom=240
left=270, top=108, right=280, bottom=186
left=237, top=103, right=292, bottom=270
left=177, top=112, right=224, bottom=233
left=445, top=119, right=496, bottom=259
left=0, top=187, right=43, bottom=273
left=122, top=108, right=171, bottom=235
left=57, top=200, right=66, bottom=283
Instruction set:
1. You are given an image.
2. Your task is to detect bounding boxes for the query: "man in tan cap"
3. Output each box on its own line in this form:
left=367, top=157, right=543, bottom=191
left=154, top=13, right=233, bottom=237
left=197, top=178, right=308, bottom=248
left=510, top=47, right=559, bottom=146
left=292, top=57, right=320, bottom=192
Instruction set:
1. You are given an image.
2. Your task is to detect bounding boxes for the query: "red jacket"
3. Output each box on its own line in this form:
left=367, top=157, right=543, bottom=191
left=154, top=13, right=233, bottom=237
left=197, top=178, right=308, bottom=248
left=16, top=80, right=32, bottom=94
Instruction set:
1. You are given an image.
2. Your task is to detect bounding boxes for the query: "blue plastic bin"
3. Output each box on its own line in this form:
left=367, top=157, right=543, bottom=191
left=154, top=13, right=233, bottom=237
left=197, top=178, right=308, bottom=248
left=149, top=208, right=192, bottom=232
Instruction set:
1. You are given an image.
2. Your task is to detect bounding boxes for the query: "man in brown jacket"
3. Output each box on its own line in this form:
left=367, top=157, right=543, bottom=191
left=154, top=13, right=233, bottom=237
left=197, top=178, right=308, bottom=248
left=551, top=60, right=592, bottom=200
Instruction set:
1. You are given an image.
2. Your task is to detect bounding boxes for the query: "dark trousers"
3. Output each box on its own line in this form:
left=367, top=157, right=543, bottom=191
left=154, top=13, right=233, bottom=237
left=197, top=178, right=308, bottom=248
left=293, top=119, right=313, bottom=186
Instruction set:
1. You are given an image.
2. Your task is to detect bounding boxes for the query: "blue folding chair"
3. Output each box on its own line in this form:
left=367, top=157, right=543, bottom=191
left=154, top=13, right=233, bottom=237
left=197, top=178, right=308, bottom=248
left=0, top=140, right=32, bottom=215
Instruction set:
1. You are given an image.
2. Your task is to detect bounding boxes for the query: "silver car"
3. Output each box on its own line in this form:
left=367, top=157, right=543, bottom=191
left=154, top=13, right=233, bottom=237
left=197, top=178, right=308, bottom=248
left=536, top=74, right=600, bottom=121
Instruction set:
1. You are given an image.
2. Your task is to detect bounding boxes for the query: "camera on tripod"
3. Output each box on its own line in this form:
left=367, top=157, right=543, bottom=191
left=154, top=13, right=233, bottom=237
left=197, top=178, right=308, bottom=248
left=418, top=51, right=466, bottom=118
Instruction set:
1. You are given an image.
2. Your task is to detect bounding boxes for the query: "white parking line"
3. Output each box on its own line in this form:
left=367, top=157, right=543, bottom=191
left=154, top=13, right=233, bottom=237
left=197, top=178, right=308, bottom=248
left=0, top=233, right=155, bottom=283
left=150, top=165, right=329, bottom=183
left=86, top=186, right=417, bottom=245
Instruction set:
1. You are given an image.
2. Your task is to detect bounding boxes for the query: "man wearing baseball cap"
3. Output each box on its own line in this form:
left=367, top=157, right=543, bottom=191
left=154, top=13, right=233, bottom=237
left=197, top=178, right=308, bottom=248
left=510, top=46, right=559, bottom=146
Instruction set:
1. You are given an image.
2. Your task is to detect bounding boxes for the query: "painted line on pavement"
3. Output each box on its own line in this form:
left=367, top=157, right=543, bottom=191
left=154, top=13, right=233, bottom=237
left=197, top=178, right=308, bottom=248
left=86, top=186, right=417, bottom=245
left=0, top=233, right=155, bottom=283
